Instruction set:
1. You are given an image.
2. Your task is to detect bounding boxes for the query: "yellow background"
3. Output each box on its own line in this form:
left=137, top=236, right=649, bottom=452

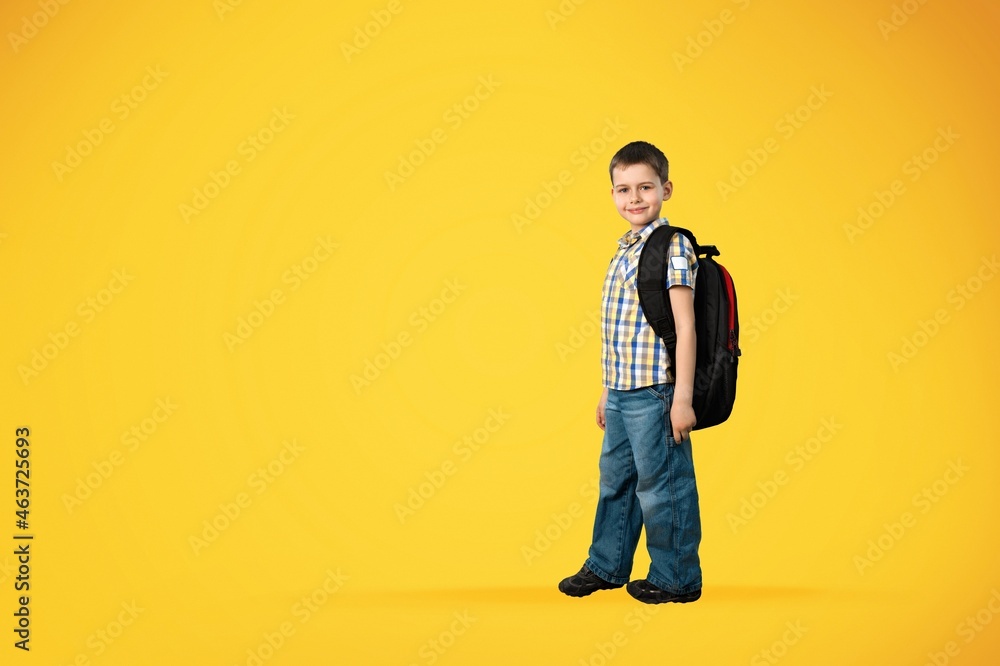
left=2, top=0, right=999, bottom=664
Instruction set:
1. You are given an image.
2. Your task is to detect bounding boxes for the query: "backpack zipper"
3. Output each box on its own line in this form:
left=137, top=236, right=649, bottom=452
left=718, top=263, right=740, bottom=358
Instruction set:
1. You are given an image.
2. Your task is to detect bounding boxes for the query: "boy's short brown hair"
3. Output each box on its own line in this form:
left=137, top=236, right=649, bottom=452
left=609, top=141, right=669, bottom=185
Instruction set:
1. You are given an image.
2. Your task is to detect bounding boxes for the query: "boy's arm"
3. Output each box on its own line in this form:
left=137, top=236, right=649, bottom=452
left=668, top=285, right=697, bottom=442
left=596, top=386, right=609, bottom=430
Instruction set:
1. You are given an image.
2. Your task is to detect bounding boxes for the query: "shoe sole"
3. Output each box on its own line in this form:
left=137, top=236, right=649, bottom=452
left=559, top=581, right=624, bottom=597
left=626, top=584, right=701, bottom=604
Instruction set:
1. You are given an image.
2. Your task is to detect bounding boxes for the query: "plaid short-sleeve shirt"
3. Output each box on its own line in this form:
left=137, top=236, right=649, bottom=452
left=601, top=218, right=698, bottom=390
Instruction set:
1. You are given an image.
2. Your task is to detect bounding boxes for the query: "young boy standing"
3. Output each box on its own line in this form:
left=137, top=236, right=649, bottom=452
left=559, top=141, right=702, bottom=604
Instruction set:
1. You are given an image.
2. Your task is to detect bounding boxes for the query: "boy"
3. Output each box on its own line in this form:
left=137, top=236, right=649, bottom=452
left=559, top=141, right=702, bottom=604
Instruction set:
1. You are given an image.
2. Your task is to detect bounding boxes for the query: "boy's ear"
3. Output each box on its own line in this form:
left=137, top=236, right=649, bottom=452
left=662, top=180, right=673, bottom=201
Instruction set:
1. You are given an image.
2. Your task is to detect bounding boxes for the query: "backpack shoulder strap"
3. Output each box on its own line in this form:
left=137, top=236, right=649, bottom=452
left=636, top=224, right=699, bottom=369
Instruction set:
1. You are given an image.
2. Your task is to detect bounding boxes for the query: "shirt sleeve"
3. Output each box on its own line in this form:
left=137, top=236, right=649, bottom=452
left=665, top=232, right=698, bottom=290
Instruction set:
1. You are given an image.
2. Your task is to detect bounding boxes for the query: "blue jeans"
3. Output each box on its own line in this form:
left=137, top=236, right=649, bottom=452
left=584, top=383, right=702, bottom=594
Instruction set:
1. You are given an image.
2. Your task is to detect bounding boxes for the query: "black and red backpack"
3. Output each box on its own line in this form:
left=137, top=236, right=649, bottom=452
left=636, top=225, right=740, bottom=431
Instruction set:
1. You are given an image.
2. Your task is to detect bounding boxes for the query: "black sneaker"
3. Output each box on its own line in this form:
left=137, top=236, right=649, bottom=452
left=626, top=579, right=701, bottom=604
left=558, top=565, right=624, bottom=597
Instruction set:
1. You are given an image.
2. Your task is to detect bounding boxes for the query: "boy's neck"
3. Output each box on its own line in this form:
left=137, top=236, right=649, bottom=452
left=628, top=219, right=658, bottom=234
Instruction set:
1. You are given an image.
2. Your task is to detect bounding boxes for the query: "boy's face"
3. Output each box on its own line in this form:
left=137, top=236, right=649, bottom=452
left=610, top=163, right=672, bottom=231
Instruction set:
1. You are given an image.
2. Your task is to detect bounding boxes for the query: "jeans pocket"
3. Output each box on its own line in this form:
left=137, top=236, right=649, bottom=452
left=643, top=383, right=668, bottom=400
left=657, top=384, right=680, bottom=448
left=640, top=384, right=679, bottom=447
left=665, top=414, right=678, bottom=447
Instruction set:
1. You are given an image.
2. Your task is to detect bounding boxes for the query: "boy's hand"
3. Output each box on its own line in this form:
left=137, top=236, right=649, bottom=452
left=670, top=400, right=696, bottom=442
left=596, top=387, right=609, bottom=430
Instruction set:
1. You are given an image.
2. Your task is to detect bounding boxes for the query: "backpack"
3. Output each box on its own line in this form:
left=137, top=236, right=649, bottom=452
left=636, top=225, right=740, bottom=431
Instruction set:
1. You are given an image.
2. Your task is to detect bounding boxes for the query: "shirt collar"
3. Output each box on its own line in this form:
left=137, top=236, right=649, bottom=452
left=617, top=217, right=668, bottom=249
